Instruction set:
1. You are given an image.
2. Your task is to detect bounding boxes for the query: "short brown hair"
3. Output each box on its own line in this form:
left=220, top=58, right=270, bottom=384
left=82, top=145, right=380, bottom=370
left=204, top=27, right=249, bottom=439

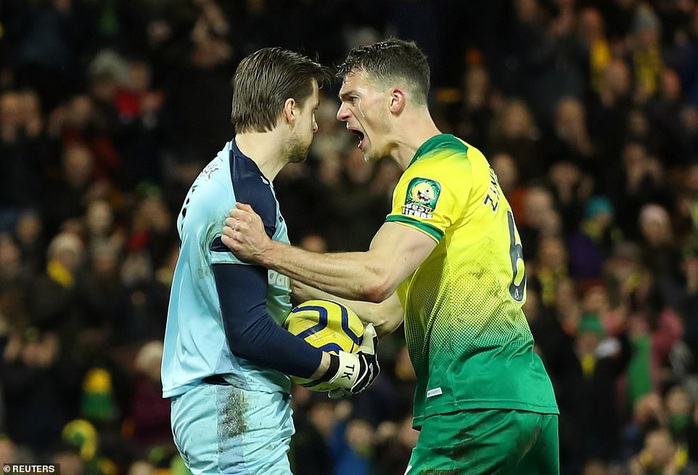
left=336, top=38, right=430, bottom=105
left=231, top=47, right=331, bottom=133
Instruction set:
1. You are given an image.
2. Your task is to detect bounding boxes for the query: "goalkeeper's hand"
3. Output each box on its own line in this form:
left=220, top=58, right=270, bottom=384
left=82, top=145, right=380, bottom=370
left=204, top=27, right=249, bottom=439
left=321, top=324, right=379, bottom=399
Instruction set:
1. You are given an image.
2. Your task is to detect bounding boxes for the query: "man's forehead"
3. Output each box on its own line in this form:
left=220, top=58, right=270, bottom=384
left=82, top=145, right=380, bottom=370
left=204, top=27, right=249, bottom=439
left=339, top=70, right=371, bottom=96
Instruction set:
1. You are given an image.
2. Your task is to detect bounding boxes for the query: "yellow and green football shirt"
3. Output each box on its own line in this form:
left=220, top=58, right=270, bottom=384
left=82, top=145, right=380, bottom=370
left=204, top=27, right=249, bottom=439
left=386, top=134, right=558, bottom=429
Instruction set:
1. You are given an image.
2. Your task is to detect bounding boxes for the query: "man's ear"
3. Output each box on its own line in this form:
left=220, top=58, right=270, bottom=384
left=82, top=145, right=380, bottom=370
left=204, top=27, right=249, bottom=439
left=283, top=98, right=297, bottom=123
left=389, top=88, right=406, bottom=114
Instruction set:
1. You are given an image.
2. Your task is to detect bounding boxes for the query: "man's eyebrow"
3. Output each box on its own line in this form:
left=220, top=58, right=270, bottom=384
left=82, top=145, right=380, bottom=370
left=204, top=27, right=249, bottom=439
left=338, top=90, right=355, bottom=100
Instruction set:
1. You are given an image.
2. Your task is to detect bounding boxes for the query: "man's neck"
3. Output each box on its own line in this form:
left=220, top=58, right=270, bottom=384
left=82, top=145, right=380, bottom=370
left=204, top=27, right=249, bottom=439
left=235, top=131, right=286, bottom=180
left=390, top=113, right=442, bottom=170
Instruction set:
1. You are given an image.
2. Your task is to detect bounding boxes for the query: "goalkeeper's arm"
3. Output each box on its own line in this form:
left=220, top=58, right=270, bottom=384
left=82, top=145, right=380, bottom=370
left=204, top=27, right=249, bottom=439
left=213, top=263, right=379, bottom=392
left=213, top=263, right=324, bottom=378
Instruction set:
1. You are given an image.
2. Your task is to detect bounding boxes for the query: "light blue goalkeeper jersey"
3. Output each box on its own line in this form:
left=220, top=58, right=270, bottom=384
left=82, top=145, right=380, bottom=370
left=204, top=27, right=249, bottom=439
left=162, top=140, right=293, bottom=398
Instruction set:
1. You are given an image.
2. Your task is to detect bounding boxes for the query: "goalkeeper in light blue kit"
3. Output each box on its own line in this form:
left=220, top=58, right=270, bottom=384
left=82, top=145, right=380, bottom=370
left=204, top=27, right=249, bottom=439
left=161, top=47, right=380, bottom=474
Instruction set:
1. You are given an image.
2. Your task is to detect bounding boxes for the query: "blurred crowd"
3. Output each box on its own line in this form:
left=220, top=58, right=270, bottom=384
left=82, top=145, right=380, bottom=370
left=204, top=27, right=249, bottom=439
left=3, top=0, right=698, bottom=474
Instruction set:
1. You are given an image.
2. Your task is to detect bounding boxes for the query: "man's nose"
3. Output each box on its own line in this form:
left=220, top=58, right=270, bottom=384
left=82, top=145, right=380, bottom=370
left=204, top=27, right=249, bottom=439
left=337, top=103, right=350, bottom=121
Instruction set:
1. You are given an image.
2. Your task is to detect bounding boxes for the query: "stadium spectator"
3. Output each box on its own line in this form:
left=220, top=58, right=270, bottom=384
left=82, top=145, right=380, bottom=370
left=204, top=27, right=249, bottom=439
left=6, top=1, right=698, bottom=472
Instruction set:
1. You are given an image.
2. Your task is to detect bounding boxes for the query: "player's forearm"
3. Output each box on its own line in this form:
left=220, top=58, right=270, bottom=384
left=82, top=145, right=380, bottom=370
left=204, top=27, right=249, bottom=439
left=292, top=281, right=403, bottom=338
left=360, top=294, right=404, bottom=337
left=261, top=240, right=394, bottom=303
left=334, top=295, right=404, bottom=338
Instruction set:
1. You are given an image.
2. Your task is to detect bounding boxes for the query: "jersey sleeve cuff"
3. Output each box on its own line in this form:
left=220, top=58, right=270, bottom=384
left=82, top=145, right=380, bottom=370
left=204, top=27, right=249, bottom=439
left=317, top=353, right=340, bottom=382
left=386, top=215, right=443, bottom=242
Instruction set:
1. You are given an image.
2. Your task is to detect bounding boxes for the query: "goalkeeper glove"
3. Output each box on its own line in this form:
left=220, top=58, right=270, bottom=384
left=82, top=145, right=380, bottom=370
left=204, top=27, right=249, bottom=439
left=320, top=323, right=379, bottom=399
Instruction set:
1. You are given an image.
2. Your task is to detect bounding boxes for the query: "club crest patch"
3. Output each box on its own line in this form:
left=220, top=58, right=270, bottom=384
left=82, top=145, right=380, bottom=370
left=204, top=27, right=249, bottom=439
left=402, top=178, right=441, bottom=219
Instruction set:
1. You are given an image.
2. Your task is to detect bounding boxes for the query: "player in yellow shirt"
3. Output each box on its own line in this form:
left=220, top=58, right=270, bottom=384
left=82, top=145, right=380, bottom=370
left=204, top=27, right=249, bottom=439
left=222, top=38, right=559, bottom=474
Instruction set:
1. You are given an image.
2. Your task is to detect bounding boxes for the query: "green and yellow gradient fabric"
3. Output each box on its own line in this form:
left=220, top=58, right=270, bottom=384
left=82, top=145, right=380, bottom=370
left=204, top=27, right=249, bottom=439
left=386, top=134, right=559, bottom=429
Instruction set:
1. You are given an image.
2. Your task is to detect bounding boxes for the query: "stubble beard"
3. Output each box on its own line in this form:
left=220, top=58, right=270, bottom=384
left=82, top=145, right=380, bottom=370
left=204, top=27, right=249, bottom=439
left=285, top=136, right=310, bottom=164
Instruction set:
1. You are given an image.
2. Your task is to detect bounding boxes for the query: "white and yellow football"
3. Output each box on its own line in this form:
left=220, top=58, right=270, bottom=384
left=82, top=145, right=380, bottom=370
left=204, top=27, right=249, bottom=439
left=283, top=299, right=365, bottom=392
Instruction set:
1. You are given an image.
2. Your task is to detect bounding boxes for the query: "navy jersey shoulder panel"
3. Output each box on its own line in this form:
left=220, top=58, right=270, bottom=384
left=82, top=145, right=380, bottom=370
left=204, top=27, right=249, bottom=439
left=230, top=141, right=277, bottom=238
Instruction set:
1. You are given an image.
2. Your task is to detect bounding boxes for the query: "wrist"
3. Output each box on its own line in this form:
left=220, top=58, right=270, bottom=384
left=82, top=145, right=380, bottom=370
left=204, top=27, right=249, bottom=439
left=316, top=352, right=339, bottom=382
left=258, top=239, right=281, bottom=268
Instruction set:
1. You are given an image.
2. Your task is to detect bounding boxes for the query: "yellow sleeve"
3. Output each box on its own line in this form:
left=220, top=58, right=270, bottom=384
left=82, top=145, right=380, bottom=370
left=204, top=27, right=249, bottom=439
left=386, top=154, right=470, bottom=242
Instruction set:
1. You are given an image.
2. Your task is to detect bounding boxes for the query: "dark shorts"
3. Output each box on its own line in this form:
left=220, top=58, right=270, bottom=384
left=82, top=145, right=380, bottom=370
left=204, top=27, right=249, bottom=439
left=406, top=409, right=559, bottom=475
